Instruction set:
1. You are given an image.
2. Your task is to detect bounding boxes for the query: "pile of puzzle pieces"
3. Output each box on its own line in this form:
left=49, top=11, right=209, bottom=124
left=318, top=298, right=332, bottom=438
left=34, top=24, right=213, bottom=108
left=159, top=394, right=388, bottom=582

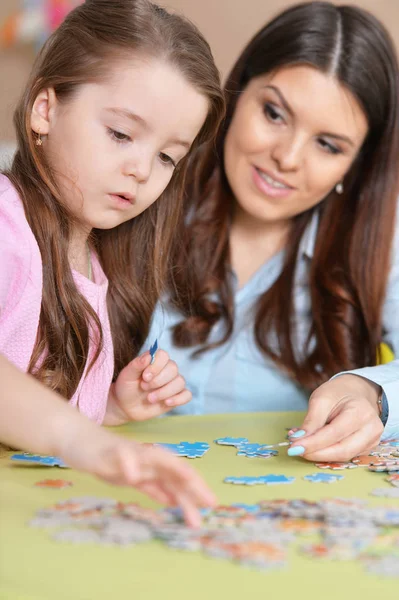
left=30, top=496, right=399, bottom=576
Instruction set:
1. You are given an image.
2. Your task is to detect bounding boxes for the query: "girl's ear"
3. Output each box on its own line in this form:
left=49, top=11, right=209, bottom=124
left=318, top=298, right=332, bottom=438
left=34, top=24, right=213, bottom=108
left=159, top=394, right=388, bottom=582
left=30, top=88, right=58, bottom=136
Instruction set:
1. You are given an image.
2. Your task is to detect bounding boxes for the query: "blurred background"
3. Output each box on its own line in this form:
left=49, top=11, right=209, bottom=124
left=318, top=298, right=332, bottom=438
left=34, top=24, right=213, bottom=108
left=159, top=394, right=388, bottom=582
left=0, top=0, right=398, bottom=166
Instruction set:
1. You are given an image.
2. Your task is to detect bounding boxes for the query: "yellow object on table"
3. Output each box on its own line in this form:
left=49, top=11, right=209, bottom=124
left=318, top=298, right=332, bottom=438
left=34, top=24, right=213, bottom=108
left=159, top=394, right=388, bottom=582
left=0, top=412, right=397, bottom=600
left=379, top=342, right=394, bottom=364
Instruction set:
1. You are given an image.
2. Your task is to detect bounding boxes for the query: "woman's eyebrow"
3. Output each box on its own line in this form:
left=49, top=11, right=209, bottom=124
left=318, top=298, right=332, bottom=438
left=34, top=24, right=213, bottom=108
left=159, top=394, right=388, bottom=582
left=263, top=85, right=355, bottom=146
left=264, top=85, right=294, bottom=116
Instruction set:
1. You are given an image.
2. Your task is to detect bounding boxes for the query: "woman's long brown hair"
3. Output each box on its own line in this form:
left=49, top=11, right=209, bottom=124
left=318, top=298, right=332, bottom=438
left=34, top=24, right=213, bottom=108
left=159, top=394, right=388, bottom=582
left=5, top=0, right=224, bottom=398
left=171, top=1, right=399, bottom=391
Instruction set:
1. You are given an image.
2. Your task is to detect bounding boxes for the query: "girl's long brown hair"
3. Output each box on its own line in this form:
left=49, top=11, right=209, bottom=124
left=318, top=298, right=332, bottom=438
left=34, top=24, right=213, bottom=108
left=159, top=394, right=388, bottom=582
left=171, top=2, right=399, bottom=391
left=5, top=0, right=224, bottom=398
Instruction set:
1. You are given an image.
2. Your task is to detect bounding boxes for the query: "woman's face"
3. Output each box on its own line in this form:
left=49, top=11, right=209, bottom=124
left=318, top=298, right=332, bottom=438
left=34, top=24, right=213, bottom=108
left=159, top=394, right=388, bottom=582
left=224, top=65, right=368, bottom=225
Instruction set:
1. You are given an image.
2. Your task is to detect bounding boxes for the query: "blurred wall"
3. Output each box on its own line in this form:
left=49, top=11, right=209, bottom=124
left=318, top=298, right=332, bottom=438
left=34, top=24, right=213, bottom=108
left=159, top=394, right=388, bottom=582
left=164, top=0, right=399, bottom=75
left=0, top=0, right=36, bottom=142
left=1, top=0, right=398, bottom=143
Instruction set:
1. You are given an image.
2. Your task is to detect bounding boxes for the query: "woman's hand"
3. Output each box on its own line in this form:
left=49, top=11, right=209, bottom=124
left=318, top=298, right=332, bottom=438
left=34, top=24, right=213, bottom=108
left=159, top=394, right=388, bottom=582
left=288, top=375, right=384, bottom=462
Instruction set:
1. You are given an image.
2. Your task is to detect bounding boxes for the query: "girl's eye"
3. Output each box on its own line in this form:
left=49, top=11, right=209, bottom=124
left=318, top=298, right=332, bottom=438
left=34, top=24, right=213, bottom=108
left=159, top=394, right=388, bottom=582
left=159, top=152, right=176, bottom=168
left=264, top=102, right=284, bottom=124
left=318, top=138, right=342, bottom=155
left=107, top=128, right=131, bottom=143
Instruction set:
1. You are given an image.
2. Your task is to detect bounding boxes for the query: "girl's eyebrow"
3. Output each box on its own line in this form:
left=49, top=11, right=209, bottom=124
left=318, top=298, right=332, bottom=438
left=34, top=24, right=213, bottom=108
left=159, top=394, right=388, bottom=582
left=105, top=107, right=148, bottom=128
left=104, top=107, right=191, bottom=149
left=263, top=85, right=355, bottom=147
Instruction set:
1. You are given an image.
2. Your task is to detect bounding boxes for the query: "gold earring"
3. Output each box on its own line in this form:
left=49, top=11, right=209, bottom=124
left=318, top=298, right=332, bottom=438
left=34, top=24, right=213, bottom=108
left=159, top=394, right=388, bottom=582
left=35, top=130, right=43, bottom=146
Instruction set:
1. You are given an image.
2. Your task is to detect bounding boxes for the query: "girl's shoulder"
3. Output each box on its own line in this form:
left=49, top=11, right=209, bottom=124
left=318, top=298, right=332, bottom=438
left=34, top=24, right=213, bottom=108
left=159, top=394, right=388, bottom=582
left=0, top=174, right=36, bottom=250
left=0, top=174, right=29, bottom=225
left=0, top=175, right=42, bottom=309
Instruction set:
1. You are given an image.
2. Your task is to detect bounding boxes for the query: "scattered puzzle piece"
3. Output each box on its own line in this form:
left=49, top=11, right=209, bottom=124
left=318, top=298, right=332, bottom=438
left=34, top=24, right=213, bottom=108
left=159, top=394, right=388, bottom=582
left=35, top=479, right=73, bottom=489
left=178, top=442, right=210, bottom=458
left=381, top=440, right=399, bottom=447
left=370, top=445, right=399, bottom=457
left=304, top=473, right=344, bottom=484
left=214, top=437, right=249, bottom=447
left=215, top=434, right=290, bottom=455
left=387, top=474, right=399, bottom=488
left=368, top=463, right=399, bottom=473
left=154, top=441, right=210, bottom=459
left=236, top=443, right=278, bottom=458
left=260, top=475, right=296, bottom=485
left=237, top=448, right=278, bottom=459
left=236, top=443, right=265, bottom=454
left=351, top=455, right=399, bottom=467
left=215, top=438, right=281, bottom=458
left=149, top=339, right=158, bottom=364
left=365, top=556, right=399, bottom=577
left=224, top=476, right=265, bottom=486
left=11, top=453, right=68, bottom=467
left=370, top=488, right=399, bottom=498
left=231, top=503, right=260, bottom=513
left=315, top=462, right=357, bottom=470
left=224, top=474, right=295, bottom=486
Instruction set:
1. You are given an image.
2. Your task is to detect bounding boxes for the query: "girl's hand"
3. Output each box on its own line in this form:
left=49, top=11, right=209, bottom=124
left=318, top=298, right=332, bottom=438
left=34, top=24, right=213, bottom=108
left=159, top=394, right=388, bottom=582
left=288, top=374, right=384, bottom=462
left=58, top=428, right=216, bottom=528
left=105, top=349, right=192, bottom=425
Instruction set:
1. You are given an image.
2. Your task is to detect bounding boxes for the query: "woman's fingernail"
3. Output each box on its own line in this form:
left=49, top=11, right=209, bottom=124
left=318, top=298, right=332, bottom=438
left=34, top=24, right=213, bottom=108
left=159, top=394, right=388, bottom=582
left=289, top=430, right=306, bottom=439
left=288, top=446, right=305, bottom=457
left=148, top=392, right=157, bottom=403
left=143, top=371, right=153, bottom=382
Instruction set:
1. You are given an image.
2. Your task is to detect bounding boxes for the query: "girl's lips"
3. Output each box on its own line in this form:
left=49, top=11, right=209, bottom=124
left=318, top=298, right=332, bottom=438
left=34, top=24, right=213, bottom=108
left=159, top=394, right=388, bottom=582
left=109, top=193, right=135, bottom=208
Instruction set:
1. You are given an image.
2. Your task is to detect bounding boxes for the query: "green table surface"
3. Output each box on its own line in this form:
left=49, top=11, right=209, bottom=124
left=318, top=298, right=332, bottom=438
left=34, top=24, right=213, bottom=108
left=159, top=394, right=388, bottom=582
left=0, top=411, right=397, bottom=600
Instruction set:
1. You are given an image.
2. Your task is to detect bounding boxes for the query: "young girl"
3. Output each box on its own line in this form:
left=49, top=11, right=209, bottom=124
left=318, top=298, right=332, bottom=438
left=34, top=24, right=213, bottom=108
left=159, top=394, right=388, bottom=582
left=0, top=354, right=215, bottom=527
left=145, top=2, right=399, bottom=462
left=0, top=0, right=224, bottom=519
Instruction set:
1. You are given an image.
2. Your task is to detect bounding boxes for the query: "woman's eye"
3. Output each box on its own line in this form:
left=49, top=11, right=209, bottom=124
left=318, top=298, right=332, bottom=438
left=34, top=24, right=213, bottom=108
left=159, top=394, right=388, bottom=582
left=318, top=138, right=342, bottom=155
left=159, top=152, right=176, bottom=168
left=264, top=103, right=284, bottom=123
left=107, top=128, right=131, bottom=143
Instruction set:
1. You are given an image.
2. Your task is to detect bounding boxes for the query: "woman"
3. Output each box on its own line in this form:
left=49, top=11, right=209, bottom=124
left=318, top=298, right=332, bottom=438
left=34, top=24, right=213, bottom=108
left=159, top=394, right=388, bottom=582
left=145, top=1, right=399, bottom=462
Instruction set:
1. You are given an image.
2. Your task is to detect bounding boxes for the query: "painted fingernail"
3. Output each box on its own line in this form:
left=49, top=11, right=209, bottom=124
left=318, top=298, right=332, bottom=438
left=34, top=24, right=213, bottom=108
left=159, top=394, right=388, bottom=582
left=289, top=430, right=306, bottom=439
left=288, top=446, right=305, bottom=457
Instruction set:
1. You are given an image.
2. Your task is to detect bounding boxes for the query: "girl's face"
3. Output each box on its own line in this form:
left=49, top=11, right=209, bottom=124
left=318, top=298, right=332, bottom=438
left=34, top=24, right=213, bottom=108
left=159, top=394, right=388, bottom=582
left=31, top=58, right=209, bottom=233
left=224, top=65, right=368, bottom=226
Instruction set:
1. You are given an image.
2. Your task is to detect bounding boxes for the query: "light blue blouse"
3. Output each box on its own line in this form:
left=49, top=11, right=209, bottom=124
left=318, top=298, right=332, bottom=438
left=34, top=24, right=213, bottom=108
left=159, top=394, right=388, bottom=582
left=145, top=211, right=399, bottom=438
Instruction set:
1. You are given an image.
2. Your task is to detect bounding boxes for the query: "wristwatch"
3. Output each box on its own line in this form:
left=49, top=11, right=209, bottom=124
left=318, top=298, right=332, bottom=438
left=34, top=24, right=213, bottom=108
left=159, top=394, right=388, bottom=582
left=377, top=387, right=383, bottom=416
left=378, top=388, right=389, bottom=426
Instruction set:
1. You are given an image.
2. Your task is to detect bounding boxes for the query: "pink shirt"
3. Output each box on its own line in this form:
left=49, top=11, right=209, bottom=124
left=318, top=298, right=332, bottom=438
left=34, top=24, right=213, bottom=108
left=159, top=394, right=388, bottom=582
left=0, top=175, right=114, bottom=424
